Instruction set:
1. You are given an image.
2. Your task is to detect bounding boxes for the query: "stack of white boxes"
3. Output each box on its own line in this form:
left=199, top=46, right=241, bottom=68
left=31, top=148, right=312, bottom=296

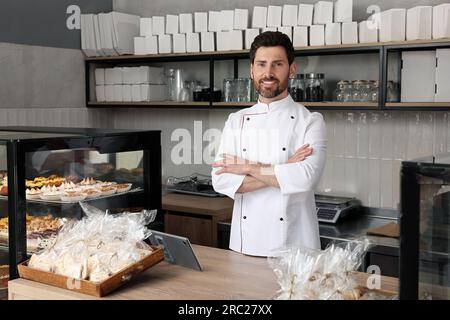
left=95, top=67, right=167, bottom=102
left=131, top=2, right=450, bottom=54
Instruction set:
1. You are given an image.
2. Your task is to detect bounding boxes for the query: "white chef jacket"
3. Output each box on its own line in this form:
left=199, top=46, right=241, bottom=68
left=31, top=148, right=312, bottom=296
left=212, top=94, right=327, bottom=257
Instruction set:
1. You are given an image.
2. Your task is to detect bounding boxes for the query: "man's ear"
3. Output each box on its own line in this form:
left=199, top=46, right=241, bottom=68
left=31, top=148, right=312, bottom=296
left=289, top=63, right=297, bottom=78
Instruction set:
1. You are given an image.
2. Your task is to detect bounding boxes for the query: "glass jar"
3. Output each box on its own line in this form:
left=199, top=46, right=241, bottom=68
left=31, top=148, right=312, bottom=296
left=370, top=80, right=379, bottom=102
left=288, top=74, right=305, bottom=102
left=236, top=78, right=252, bottom=102
left=334, top=80, right=349, bottom=102
left=223, top=78, right=235, bottom=102
left=361, top=80, right=372, bottom=102
left=351, top=80, right=364, bottom=102
left=304, top=73, right=325, bottom=102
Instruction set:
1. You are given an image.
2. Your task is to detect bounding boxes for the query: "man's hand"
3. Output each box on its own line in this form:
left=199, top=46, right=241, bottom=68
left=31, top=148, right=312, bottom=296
left=288, top=144, right=313, bottom=164
left=212, top=154, right=255, bottom=175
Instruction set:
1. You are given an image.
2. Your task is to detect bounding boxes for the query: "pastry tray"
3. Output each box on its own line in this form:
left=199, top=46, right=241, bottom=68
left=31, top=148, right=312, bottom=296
left=18, top=246, right=164, bottom=297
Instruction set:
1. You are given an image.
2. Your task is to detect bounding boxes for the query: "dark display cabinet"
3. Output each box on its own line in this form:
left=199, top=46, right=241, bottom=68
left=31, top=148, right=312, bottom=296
left=400, top=154, right=450, bottom=299
left=0, top=127, right=161, bottom=285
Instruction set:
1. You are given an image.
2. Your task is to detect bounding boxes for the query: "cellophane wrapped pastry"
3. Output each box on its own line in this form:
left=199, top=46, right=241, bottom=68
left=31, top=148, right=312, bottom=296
left=268, top=238, right=390, bottom=300
left=28, top=202, right=157, bottom=283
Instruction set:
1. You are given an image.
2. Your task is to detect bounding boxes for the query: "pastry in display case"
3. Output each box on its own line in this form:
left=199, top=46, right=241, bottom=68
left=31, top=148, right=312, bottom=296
left=0, top=127, right=162, bottom=284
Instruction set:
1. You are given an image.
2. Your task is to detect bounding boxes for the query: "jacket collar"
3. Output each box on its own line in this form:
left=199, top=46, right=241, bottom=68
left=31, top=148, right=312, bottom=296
left=256, top=94, right=294, bottom=113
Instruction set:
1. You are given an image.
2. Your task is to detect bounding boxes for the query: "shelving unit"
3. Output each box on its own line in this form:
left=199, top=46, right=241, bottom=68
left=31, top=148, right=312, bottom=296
left=85, top=38, right=450, bottom=111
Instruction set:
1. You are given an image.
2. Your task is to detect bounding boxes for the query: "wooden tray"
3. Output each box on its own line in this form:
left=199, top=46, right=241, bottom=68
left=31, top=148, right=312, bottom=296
left=17, top=246, right=164, bottom=297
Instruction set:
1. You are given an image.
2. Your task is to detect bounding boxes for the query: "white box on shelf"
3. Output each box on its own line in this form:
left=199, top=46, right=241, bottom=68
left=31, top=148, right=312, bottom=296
left=179, top=13, right=193, bottom=34
left=263, top=27, right=277, bottom=32
left=267, top=6, right=282, bottom=27
left=298, top=4, right=314, bottom=26
left=138, top=66, right=150, bottom=84
left=406, top=6, right=432, bottom=41
left=201, top=32, right=215, bottom=51
left=217, top=31, right=231, bottom=51
left=152, top=16, right=165, bottom=35
left=140, top=84, right=150, bottom=101
left=334, top=0, right=352, bottom=23
left=245, top=29, right=260, bottom=49
left=144, top=36, right=158, bottom=54
left=252, top=6, right=267, bottom=28
left=282, top=5, right=298, bottom=26
left=122, top=84, right=132, bottom=101
left=186, top=33, right=200, bottom=52
left=124, top=67, right=140, bottom=84
left=379, top=9, right=406, bottom=42
left=166, top=15, right=179, bottom=34
left=95, top=68, right=105, bottom=85
left=208, top=11, right=221, bottom=32
left=277, top=26, right=293, bottom=42
left=140, top=18, right=153, bottom=37
left=173, top=34, right=186, bottom=53
left=435, top=48, right=450, bottom=102
left=113, top=85, right=123, bottom=102
left=401, top=51, right=436, bottom=102
left=325, top=23, right=341, bottom=45
left=310, top=25, right=325, bottom=46
left=96, top=85, right=105, bottom=102
left=131, top=84, right=141, bottom=102
left=219, top=10, right=234, bottom=31
left=293, top=26, right=308, bottom=47
left=234, top=9, right=249, bottom=30
left=230, top=30, right=244, bottom=50
left=134, top=37, right=145, bottom=55
left=112, top=67, right=123, bottom=84
left=342, top=22, right=358, bottom=44
left=121, top=67, right=132, bottom=85
left=104, top=85, right=114, bottom=101
left=104, top=68, right=115, bottom=85
left=195, top=12, right=208, bottom=33
left=359, top=20, right=378, bottom=43
left=313, top=1, right=333, bottom=25
left=158, top=34, right=172, bottom=53
left=432, top=4, right=450, bottom=39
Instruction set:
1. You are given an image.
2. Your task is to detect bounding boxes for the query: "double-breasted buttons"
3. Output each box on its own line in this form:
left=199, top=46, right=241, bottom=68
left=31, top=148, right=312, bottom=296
left=243, top=216, right=247, bottom=220
left=246, top=117, right=250, bottom=121
left=291, top=116, right=295, bottom=119
left=282, top=147, right=286, bottom=151
left=243, top=148, right=247, bottom=152
left=280, top=218, right=284, bottom=222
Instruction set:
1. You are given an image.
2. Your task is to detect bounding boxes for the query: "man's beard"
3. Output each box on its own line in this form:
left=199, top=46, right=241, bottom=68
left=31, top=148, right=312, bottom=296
left=253, top=76, right=289, bottom=99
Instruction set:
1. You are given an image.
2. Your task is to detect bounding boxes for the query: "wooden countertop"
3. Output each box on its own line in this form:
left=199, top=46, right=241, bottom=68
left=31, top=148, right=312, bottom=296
left=8, top=245, right=398, bottom=300
left=162, top=193, right=234, bottom=216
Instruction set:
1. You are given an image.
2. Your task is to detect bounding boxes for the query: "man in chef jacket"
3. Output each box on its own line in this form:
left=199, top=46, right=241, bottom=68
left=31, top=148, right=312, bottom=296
left=212, top=32, right=327, bottom=257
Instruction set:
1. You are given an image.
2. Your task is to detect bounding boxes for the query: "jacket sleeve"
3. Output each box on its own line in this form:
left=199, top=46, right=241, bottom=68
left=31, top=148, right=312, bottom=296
left=273, top=112, right=327, bottom=195
left=211, top=114, right=246, bottom=199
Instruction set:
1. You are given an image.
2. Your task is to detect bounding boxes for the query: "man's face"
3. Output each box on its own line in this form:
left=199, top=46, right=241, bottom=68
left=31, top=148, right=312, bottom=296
left=250, top=46, right=296, bottom=100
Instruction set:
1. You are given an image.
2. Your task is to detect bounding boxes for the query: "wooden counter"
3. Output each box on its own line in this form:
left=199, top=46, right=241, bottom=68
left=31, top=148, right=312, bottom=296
left=7, top=245, right=398, bottom=300
left=162, top=193, right=234, bottom=247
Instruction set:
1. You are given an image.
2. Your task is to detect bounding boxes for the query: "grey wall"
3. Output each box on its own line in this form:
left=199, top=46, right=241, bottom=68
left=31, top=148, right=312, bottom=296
left=0, top=0, right=112, bottom=49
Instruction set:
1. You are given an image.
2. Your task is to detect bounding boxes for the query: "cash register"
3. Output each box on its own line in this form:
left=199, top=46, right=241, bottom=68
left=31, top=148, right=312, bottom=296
left=315, top=194, right=361, bottom=224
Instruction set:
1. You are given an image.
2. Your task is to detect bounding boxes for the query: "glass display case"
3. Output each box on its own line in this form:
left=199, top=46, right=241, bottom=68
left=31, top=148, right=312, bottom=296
left=0, top=127, right=161, bottom=286
left=400, top=154, right=450, bottom=299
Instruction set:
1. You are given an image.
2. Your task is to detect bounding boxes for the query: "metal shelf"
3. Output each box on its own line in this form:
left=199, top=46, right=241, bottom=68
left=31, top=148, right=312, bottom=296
left=85, top=39, right=450, bottom=111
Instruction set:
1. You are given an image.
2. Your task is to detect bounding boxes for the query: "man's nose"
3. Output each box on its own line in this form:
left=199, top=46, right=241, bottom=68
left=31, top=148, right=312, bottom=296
left=262, top=65, right=275, bottom=78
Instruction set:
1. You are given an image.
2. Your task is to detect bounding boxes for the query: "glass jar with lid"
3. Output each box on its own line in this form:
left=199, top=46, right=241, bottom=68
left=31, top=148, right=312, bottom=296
left=288, top=74, right=305, bottom=102
left=334, top=80, right=350, bottom=102
left=360, top=80, right=372, bottom=102
left=351, top=80, right=364, bottom=102
left=304, top=73, right=325, bottom=102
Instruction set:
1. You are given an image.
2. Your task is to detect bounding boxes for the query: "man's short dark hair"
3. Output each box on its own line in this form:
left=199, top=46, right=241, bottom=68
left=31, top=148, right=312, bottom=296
left=249, top=31, right=295, bottom=65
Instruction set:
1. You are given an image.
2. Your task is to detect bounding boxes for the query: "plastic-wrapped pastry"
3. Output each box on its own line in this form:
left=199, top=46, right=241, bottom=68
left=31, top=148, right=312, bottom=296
left=269, top=238, right=372, bottom=300
left=27, top=203, right=157, bottom=282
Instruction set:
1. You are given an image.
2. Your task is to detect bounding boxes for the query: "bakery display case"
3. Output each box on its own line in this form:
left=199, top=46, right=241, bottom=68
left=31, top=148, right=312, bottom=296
left=400, top=154, right=450, bottom=299
left=0, top=127, right=161, bottom=284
